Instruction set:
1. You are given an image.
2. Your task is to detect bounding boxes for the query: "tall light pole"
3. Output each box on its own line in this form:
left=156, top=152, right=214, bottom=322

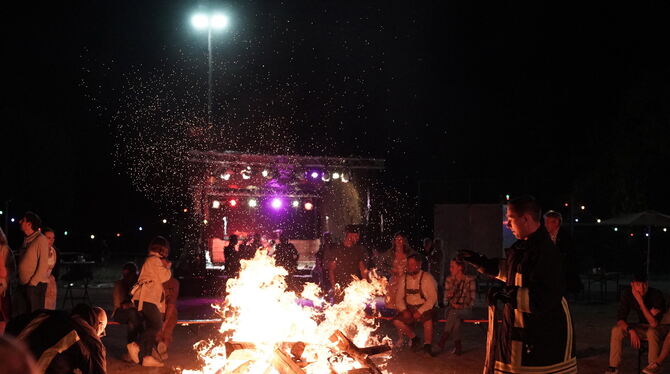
left=191, top=12, right=230, bottom=124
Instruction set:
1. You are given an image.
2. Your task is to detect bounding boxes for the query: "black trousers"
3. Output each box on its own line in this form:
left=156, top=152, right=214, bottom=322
left=134, top=301, right=163, bottom=362
left=114, top=307, right=143, bottom=343
left=16, top=283, right=47, bottom=315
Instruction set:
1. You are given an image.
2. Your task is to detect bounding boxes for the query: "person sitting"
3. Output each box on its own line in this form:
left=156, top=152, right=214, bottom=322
left=0, top=334, right=39, bottom=374
left=392, top=253, right=438, bottom=354
left=128, top=236, right=172, bottom=368
left=156, top=275, right=180, bottom=360
left=606, top=272, right=667, bottom=374
left=434, top=258, right=476, bottom=356
left=112, top=262, right=142, bottom=360
left=6, top=303, right=107, bottom=374
left=642, top=307, right=670, bottom=374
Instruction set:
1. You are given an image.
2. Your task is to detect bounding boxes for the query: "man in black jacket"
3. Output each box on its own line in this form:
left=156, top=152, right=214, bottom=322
left=544, top=210, right=583, bottom=297
left=605, top=272, right=666, bottom=374
left=460, top=196, right=577, bottom=374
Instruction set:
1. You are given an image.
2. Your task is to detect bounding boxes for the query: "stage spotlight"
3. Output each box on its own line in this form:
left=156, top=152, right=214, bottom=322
left=262, top=169, right=270, bottom=177
left=304, top=202, right=314, bottom=211
left=332, top=172, right=340, bottom=180
left=139, top=226, right=143, bottom=231
left=310, top=171, right=320, bottom=179
left=292, top=200, right=300, bottom=208
left=271, top=198, right=283, bottom=210
left=162, top=219, right=167, bottom=224
left=248, top=199, right=258, bottom=208
left=116, top=233, right=121, bottom=237
left=221, top=172, right=231, bottom=180
left=64, top=231, right=68, bottom=236
left=212, top=200, right=221, bottom=209
left=229, top=199, right=238, bottom=207
left=321, top=172, right=331, bottom=182
left=241, top=169, right=251, bottom=180
left=90, top=234, right=95, bottom=240
left=341, top=172, right=349, bottom=183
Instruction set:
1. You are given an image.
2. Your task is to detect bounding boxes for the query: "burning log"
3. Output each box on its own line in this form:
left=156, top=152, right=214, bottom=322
left=290, top=341, right=306, bottom=361
left=329, top=331, right=383, bottom=374
left=270, top=347, right=306, bottom=374
left=225, top=342, right=256, bottom=357
left=359, top=344, right=391, bottom=357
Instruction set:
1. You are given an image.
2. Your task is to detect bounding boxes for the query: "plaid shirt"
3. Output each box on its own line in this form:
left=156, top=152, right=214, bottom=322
left=444, top=275, right=476, bottom=309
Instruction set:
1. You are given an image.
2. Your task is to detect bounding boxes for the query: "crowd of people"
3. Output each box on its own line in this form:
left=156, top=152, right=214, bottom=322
left=2, top=195, right=670, bottom=374
left=0, top=211, right=180, bottom=373
left=304, top=196, right=669, bottom=374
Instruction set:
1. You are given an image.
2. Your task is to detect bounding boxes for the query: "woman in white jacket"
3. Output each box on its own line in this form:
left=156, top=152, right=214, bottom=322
left=128, top=236, right=172, bottom=367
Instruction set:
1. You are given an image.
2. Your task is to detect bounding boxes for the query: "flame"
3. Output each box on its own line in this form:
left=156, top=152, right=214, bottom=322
left=182, top=249, right=391, bottom=373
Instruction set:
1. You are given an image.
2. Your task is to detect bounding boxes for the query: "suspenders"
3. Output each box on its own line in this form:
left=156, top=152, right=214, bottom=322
left=404, top=271, right=425, bottom=305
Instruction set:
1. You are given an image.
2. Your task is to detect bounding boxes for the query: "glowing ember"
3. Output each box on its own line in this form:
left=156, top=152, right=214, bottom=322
left=182, top=249, right=391, bottom=373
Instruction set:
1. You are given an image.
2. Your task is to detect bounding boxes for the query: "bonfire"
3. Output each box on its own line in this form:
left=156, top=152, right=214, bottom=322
left=182, top=249, right=392, bottom=374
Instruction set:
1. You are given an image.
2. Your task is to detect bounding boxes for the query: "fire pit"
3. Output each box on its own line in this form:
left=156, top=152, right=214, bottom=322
left=182, top=249, right=392, bottom=374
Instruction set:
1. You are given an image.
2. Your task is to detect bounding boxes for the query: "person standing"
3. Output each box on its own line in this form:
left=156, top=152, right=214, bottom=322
left=459, top=196, right=576, bottom=374
left=1, top=227, right=16, bottom=334
left=375, top=232, right=414, bottom=310
left=274, top=232, right=300, bottom=286
left=128, top=236, right=172, bottom=367
left=312, top=232, right=333, bottom=289
left=42, top=228, right=59, bottom=310
left=544, top=210, right=583, bottom=297
left=424, top=238, right=446, bottom=305
left=223, top=235, right=241, bottom=278
left=17, top=212, right=50, bottom=314
left=325, top=225, right=369, bottom=302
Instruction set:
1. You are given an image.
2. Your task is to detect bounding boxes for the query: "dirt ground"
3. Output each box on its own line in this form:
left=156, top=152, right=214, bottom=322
left=58, top=278, right=670, bottom=374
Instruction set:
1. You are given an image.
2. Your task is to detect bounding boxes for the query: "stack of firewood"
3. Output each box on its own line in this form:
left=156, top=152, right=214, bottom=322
left=221, top=330, right=390, bottom=374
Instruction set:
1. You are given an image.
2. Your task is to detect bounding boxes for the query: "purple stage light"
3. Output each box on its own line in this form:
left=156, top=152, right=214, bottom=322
left=310, top=171, right=320, bottom=179
left=271, top=198, right=283, bottom=209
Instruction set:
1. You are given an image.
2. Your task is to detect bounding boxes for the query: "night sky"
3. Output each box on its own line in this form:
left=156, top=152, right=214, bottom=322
left=2, top=1, right=670, bottom=249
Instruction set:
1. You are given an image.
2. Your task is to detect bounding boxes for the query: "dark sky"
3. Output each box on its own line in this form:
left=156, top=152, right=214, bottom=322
left=2, top=1, right=670, bottom=245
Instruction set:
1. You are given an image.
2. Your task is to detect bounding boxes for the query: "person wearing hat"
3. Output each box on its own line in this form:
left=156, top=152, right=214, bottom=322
left=325, top=224, right=369, bottom=302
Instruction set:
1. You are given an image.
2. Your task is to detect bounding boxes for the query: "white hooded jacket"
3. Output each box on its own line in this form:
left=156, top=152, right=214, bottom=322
left=131, top=251, right=171, bottom=313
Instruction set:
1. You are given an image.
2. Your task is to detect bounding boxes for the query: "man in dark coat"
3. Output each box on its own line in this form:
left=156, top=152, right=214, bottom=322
left=544, top=210, right=583, bottom=296
left=6, top=304, right=107, bottom=374
left=224, top=235, right=241, bottom=278
left=460, top=196, right=577, bottom=374
left=325, top=225, right=369, bottom=302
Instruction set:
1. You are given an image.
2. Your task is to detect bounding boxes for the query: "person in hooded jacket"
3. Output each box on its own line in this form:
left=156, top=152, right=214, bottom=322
left=128, top=236, right=172, bottom=367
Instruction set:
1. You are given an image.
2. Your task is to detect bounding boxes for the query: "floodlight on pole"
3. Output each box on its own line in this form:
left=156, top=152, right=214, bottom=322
left=190, top=11, right=230, bottom=124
